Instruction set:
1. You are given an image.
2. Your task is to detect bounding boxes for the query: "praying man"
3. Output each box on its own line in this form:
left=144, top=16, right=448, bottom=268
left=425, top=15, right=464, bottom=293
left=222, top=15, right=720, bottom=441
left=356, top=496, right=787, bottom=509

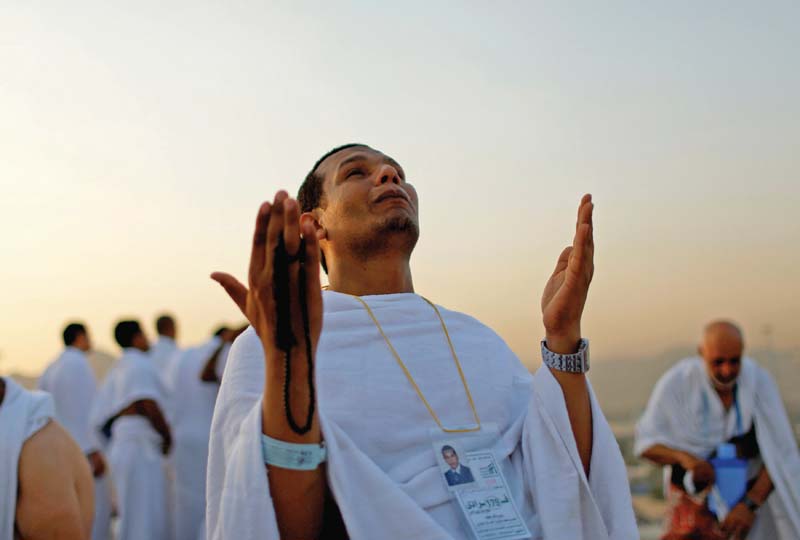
left=93, top=320, right=173, bottom=540
left=38, top=322, right=113, bottom=540
left=207, top=144, right=638, bottom=539
left=0, top=376, right=94, bottom=539
left=635, top=321, right=800, bottom=539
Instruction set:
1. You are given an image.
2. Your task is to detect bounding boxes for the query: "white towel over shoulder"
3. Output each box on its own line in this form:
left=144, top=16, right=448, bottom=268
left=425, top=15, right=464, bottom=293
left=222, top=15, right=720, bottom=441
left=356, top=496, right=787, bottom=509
left=0, top=377, right=54, bottom=539
left=207, top=291, right=637, bottom=540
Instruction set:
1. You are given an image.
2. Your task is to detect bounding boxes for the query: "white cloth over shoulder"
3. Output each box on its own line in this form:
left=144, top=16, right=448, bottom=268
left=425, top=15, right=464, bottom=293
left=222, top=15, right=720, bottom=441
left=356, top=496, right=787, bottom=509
left=207, top=291, right=637, bottom=540
left=0, top=377, right=54, bottom=539
left=151, top=337, right=180, bottom=380
left=164, top=337, right=225, bottom=540
left=94, top=348, right=169, bottom=427
left=635, top=357, right=800, bottom=539
left=39, top=347, right=98, bottom=454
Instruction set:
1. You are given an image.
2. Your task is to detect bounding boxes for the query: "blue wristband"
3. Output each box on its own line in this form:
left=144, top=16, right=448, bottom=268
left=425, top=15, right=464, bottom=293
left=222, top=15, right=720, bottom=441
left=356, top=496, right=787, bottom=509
left=261, top=434, right=326, bottom=471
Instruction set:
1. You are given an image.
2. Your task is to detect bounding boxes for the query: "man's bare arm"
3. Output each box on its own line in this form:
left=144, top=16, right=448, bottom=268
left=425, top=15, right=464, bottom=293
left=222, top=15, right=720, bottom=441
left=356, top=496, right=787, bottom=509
left=747, top=464, right=774, bottom=505
left=640, top=443, right=696, bottom=468
left=640, top=443, right=715, bottom=485
left=212, top=192, right=325, bottom=539
left=15, top=421, right=93, bottom=540
left=131, top=399, right=172, bottom=455
left=200, top=343, right=226, bottom=383
left=541, top=195, right=595, bottom=475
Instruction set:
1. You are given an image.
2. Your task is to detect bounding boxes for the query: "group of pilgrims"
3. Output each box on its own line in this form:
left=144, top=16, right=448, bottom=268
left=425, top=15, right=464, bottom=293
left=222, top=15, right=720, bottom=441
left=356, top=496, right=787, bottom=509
left=2, top=143, right=800, bottom=540
left=33, top=316, right=241, bottom=540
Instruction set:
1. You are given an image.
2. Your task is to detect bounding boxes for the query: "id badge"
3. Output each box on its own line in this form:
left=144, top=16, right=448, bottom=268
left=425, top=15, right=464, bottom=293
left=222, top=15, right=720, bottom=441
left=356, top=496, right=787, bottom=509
left=430, top=424, right=531, bottom=540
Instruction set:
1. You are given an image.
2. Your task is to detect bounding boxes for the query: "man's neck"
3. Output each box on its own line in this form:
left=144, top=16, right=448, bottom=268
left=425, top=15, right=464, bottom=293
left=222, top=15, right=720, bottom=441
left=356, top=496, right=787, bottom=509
left=327, top=255, right=414, bottom=296
left=716, top=387, right=735, bottom=410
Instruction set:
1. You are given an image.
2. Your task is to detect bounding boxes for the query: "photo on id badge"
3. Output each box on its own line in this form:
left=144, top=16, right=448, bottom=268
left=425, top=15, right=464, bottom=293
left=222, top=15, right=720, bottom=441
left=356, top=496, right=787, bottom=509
left=437, top=441, right=478, bottom=491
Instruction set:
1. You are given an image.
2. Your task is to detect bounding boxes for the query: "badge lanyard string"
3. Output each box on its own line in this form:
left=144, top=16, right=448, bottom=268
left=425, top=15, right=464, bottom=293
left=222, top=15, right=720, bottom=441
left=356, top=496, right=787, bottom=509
left=349, top=294, right=481, bottom=434
left=701, top=384, right=743, bottom=441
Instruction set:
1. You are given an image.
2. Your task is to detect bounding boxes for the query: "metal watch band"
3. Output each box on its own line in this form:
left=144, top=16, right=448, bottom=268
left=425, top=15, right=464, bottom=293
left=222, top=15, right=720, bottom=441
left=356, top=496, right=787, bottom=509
left=540, top=338, right=590, bottom=373
left=261, top=434, right=326, bottom=471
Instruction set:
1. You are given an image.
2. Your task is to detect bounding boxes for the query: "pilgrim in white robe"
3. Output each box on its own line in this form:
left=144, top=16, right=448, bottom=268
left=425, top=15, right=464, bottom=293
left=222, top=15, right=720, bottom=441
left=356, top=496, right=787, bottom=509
left=635, top=357, right=800, bottom=539
left=164, top=337, right=228, bottom=540
left=39, top=347, right=113, bottom=540
left=94, top=348, right=171, bottom=540
left=151, top=336, right=180, bottom=380
left=206, top=291, right=638, bottom=540
left=0, top=377, right=54, bottom=539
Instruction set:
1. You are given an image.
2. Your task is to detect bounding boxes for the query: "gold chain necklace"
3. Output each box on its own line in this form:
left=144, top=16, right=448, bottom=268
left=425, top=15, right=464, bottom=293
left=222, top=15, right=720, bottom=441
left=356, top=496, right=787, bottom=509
left=349, top=294, right=481, bottom=433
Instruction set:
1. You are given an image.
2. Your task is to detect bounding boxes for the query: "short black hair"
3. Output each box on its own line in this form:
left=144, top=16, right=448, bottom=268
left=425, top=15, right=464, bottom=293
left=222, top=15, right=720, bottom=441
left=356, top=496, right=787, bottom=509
left=63, top=322, right=87, bottom=346
left=297, top=143, right=370, bottom=274
left=114, top=320, right=142, bottom=348
left=213, top=325, right=230, bottom=337
left=441, top=445, right=457, bottom=457
left=155, top=314, right=175, bottom=335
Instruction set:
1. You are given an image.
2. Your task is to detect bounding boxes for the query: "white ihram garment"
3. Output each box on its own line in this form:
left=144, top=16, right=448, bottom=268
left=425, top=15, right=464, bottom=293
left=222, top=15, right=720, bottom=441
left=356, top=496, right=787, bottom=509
left=151, top=336, right=180, bottom=381
left=207, top=291, right=638, bottom=540
left=164, top=337, right=226, bottom=540
left=635, top=357, right=800, bottom=539
left=0, top=378, right=53, bottom=539
left=95, top=348, right=170, bottom=540
left=39, top=347, right=113, bottom=540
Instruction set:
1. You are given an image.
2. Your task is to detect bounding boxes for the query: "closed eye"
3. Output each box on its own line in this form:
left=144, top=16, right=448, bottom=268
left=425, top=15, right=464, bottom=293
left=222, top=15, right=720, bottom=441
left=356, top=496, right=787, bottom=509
left=346, top=168, right=364, bottom=179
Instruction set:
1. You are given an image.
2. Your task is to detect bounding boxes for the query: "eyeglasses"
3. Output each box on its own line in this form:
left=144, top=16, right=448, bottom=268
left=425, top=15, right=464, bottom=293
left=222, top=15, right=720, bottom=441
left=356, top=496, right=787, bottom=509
left=711, top=357, right=741, bottom=368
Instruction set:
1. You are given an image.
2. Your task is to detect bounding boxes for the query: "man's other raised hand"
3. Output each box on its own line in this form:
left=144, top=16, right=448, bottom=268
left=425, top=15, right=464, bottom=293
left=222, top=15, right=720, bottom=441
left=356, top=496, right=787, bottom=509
left=541, top=194, right=595, bottom=354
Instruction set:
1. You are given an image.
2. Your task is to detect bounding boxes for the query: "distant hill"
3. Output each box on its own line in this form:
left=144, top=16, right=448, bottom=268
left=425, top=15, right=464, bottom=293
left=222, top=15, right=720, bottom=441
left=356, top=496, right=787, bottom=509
left=591, top=346, right=800, bottom=423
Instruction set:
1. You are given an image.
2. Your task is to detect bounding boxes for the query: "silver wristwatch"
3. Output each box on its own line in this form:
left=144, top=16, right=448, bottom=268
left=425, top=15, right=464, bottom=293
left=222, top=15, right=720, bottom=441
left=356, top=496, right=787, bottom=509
left=540, top=339, right=590, bottom=373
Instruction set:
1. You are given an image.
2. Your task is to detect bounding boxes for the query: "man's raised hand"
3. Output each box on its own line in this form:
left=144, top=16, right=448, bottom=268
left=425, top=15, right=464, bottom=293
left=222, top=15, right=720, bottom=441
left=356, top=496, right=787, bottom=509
left=541, top=194, right=595, bottom=354
left=210, top=191, right=323, bottom=375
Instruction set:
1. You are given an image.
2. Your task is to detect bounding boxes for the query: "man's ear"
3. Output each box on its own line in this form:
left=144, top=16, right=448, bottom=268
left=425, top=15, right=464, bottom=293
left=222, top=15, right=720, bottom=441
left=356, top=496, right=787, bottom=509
left=697, top=344, right=703, bottom=357
left=300, top=211, right=326, bottom=241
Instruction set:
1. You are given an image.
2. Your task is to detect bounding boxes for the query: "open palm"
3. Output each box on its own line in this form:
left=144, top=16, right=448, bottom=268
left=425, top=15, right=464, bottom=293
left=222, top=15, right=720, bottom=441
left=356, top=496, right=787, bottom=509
left=541, top=194, right=595, bottom=347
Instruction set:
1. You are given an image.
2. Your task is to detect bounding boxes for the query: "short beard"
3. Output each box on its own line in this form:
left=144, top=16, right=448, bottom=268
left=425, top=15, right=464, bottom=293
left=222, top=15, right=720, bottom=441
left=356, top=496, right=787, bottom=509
left=347, top=215, right=420, bottom=263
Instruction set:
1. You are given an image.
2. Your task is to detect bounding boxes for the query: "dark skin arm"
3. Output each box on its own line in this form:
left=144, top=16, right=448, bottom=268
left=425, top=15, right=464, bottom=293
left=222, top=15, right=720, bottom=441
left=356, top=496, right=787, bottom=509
left=201, top=326, right=247, bottom=383
left=118, top=399, right=172, bottom=455
left=200, top=342, right=227, bottom=383
left=540, top=195, right=596, bottom=476
left=87, top=450, right=106, bottom=477
left=641, top=443, right=715, bottom=485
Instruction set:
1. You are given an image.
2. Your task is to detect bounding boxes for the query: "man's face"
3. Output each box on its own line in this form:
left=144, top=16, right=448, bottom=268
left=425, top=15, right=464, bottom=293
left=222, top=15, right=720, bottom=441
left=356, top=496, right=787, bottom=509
left=133, top=331, right=150, bottom=352
left=313, top=146, right=419, bottom=263
left=443, top=449, right=459, bottom=470
left=74, top=332, right=91, bottom=352
left=700, top=332, right=743, bottom=390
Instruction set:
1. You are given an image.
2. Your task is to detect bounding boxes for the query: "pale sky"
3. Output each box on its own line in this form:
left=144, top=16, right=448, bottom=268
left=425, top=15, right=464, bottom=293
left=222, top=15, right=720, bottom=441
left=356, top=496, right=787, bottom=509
left=2, top=1, right=798, bottom=376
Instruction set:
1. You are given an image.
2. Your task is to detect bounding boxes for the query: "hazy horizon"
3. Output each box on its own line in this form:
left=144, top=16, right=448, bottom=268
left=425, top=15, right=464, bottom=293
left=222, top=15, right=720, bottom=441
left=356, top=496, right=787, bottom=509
left=2, top=2, right=798, bottom=376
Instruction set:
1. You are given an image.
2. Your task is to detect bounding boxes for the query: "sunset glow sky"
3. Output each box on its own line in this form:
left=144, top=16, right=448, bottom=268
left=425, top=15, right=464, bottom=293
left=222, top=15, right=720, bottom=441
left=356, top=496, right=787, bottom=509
left=2, top=2, right=798, bottom=376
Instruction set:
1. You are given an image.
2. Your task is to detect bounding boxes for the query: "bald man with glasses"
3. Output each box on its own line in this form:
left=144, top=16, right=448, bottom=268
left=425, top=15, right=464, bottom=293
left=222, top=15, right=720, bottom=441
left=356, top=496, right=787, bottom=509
left=635, top=320, right=800, bottom=539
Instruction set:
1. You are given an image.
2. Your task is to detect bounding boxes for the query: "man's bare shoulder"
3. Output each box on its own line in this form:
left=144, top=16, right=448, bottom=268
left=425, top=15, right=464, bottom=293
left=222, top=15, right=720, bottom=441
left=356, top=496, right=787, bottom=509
left=16, top=420, right=93, bottom=539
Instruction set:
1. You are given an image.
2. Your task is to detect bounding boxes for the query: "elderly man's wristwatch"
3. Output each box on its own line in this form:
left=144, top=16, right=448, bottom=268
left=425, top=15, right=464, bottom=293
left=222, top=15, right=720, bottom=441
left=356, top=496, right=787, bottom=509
left=540, top=339, right=590, bottom=373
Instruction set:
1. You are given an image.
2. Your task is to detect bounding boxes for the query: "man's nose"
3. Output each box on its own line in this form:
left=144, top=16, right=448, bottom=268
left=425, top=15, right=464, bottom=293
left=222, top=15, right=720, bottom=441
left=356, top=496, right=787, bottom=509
left=374, top=163, right=401, bottom=185
left=720, top=363, right=734, bottom=378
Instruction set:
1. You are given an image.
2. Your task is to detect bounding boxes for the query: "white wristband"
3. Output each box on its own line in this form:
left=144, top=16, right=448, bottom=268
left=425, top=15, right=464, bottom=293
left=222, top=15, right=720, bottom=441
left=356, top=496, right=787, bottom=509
left=261, top=433, right=326, bottom=470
